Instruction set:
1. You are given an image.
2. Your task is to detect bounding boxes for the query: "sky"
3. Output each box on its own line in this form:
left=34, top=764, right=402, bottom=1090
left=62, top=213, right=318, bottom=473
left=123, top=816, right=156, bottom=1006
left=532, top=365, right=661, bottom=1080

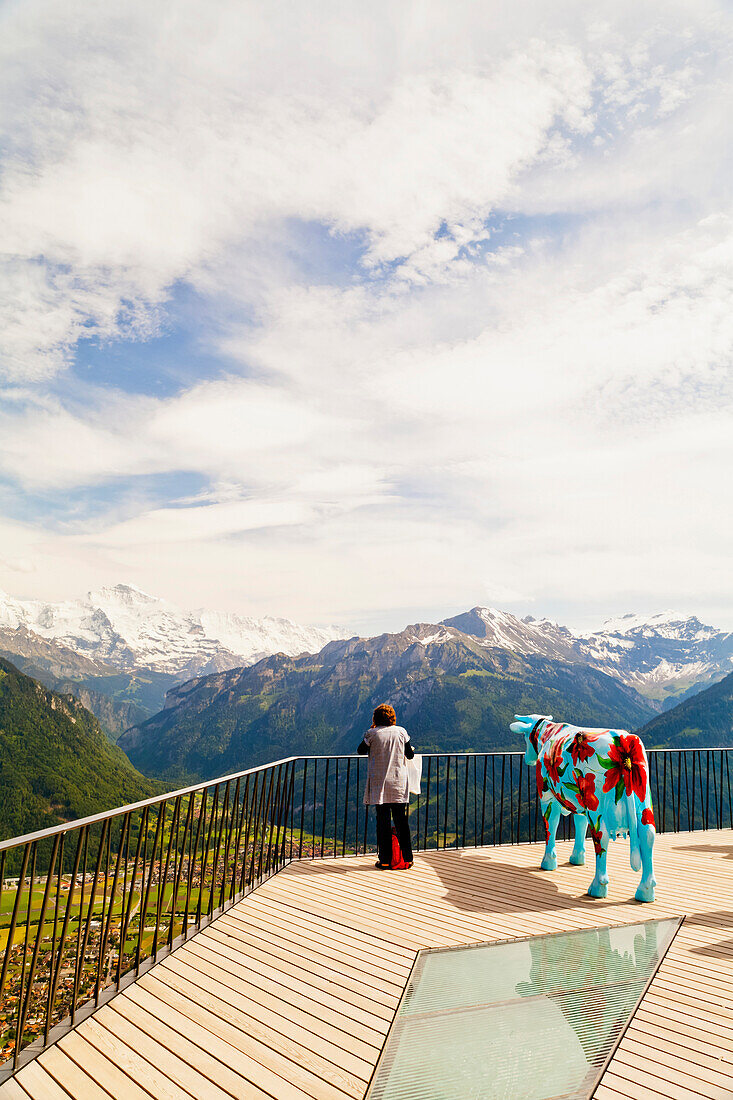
left=0, top=0, right=732, bottom=635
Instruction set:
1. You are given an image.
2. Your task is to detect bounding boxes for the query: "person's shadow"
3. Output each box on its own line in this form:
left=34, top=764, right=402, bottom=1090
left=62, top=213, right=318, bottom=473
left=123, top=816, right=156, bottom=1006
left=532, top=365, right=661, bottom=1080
left=284, top=845, right=641, bottom=915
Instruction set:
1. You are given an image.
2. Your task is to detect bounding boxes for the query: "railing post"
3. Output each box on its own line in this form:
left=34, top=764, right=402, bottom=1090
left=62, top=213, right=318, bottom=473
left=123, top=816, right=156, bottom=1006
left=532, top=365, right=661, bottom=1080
left=320, top=758, right=330, bottom=858
left=14, top=842, right=38, bottom=1068
left=15, top=835, right=60, bottom=1066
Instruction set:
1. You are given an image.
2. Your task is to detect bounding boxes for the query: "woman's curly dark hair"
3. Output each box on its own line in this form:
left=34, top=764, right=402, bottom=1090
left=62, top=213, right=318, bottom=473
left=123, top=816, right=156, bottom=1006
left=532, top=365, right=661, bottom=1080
left=372, top=703, right=397, bottom=727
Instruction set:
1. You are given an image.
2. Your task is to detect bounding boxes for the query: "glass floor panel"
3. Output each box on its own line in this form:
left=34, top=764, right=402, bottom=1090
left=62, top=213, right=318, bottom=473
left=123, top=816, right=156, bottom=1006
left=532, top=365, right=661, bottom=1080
left=368, top=918, right=680, bottom=1100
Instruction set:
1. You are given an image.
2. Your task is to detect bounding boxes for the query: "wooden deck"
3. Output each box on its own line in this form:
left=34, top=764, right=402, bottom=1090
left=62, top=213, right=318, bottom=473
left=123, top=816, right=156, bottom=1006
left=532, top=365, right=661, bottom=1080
left=2, top=829, right=732, bottom=1099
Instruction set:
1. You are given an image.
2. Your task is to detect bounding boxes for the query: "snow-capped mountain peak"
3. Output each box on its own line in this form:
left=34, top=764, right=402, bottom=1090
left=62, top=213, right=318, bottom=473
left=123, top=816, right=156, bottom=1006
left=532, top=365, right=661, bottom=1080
left=0, top=585, right=344, bottom=679
left=589, top=611, right=723, bottom=644
left=88, top=583, right=160, bottom=607
left=441, top=606, right=580, bottom=662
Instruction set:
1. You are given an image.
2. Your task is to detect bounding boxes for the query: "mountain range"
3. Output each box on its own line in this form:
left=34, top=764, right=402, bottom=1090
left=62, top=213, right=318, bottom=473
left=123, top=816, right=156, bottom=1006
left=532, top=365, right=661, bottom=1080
left=0, top=584, right=341, bottom=676
left=118, top=623, right=658, bottom=782
left=446, top=607, right=733, bottom=703
left=1, top=584, right=731, bottom=760
left=2, top=599, right=731, bottom=836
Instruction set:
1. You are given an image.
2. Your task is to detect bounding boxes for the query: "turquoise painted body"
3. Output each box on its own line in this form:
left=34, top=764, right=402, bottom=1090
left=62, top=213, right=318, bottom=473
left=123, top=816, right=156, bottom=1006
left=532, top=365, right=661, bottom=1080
left=510, top=714, right=657, bottom=902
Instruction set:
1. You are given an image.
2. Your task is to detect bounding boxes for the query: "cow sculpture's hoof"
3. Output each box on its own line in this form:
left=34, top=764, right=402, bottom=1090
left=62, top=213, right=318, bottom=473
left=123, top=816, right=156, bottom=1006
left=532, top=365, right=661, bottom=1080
left=588, top=879, right=608, bottom=898
left=569, top=851, right=585, bottom=866
left=540, top=853, right=557, bottom=871
left=635, top=880, right=656, bottom=903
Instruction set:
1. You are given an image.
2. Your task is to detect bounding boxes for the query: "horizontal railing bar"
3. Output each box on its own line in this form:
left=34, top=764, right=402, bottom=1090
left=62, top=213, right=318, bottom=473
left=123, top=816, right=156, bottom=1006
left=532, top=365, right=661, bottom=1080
left=297, top=748, right=733, bottom=758
left=0, top=756, right=299, bottom=853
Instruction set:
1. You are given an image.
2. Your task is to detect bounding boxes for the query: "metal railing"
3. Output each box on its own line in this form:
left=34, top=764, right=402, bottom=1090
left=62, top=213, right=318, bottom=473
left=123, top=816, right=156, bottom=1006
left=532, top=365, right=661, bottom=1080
left=0, top=757, right=296, bottom=1078
left=1, top=746, right=731, bottom=1077
left=286, top=748, right=733, bottom=856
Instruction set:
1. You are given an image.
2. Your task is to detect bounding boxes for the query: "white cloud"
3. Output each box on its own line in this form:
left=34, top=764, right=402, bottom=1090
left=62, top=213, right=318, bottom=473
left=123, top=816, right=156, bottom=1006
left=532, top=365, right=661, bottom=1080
left=0, top=378, right=344, bottom=489
left=1, top=0, right=732, bottom=628
left=0, top=1, right=704, bottom=378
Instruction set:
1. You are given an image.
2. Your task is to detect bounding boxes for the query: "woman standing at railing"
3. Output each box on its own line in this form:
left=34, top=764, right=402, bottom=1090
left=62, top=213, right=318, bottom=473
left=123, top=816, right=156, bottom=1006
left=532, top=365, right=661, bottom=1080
left=357, top=703, right=415, bottom=869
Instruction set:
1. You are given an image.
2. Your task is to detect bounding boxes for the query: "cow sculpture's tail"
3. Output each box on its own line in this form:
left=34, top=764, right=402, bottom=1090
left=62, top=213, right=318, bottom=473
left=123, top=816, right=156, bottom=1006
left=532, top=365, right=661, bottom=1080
left=627, top=794, right=642, bottom=871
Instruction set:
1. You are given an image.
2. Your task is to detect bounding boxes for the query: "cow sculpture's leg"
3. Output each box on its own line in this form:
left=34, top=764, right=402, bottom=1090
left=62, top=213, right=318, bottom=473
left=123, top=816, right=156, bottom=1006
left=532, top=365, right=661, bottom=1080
left=635, top=821, right=656, bottom=903
left=570, top=814, right=587, bottom=866
left=588, top=835, right=609, bottom=898
left=540, top=800, right=562, bottom=871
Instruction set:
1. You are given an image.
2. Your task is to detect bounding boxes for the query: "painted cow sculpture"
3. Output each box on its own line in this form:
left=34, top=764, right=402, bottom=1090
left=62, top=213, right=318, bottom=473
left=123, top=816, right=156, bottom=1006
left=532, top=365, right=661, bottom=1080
left=510, top=714, right=656, bottom=902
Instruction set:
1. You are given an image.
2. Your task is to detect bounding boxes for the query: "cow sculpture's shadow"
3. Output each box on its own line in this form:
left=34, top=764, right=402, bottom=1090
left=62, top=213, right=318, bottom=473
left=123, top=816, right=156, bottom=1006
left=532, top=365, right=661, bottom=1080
left=673, top=842, right=733, bottom=860
left=417, top=848, right=622, bottom=914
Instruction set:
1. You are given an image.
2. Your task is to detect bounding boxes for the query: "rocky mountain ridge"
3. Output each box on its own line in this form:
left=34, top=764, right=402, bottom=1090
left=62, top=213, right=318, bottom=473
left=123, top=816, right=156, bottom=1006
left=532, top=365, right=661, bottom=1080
left=636, top=668, right=733, bottom=750
left=443, top=607, right=733, bottom=703
left=119, top=624, right=657, bottom=782
left=1, top=588, right=730, bottom=742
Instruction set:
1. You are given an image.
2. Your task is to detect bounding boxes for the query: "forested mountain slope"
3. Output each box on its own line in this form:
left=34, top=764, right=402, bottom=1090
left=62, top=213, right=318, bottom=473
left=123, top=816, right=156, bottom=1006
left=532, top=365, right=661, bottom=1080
left=636, top=670, right=733, bottom=749
left=0, top=659, right=160, bottom=841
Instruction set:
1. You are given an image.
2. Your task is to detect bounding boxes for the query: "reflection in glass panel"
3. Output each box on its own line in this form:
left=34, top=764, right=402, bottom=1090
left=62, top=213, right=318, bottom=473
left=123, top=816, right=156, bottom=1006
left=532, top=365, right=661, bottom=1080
left=368, top=918, right=680, bottom=1100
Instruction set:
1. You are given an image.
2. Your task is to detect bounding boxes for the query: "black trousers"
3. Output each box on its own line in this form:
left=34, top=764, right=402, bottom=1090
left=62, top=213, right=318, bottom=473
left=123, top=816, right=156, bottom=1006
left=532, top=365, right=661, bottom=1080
left=375, top=803, right=413, bottom=865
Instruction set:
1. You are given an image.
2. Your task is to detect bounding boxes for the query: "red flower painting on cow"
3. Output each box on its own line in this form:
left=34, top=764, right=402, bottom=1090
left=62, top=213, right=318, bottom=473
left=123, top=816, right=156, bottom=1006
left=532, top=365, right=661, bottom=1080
left=544, top=737, right=567, bottom=785
left=601, top=734, right=647, bottom=800
left=573, top=769, right=599, bottom=811
left=588, top=820, right=604, bottom=856
left=555, top=791, right=578, bottom=814
left=570, top=731, right=601, bottom=766
left=641, top=808, right=655, bottom=827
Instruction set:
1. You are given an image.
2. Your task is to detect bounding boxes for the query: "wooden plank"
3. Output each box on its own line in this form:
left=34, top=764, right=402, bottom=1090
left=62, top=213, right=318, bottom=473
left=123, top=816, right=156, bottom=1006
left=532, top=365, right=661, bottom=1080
left=242, top=895, right=415, bottom=960
left=613, top=1042, right=733, bottom=1098
left=121, top=984, right=276, bottom=1100
left=78, top=1016, right=194, bottom=1100
left=156, top=954, right=372, bottom=1088
left=157, top=952, right=374, bottom=1080
left=222, top=904, right=414, bottom=976
left=633, top=1007, right=733, bottom=1048
left=181, top=937, right=384, bottom=1052
left=0, top=1081, right=27, bottom=1100
left=207, top=915, right=408, bottom=997
left=94, top=1004, right=237, bottom=1100
left=138, top=971, right=356, bottom=1100
left=147, top=961, right=365, bottom=1098
left=4, top=1061, right=72, bottom=1100
left=600, top=1063, right=730, bottom=1100
left=59, top=1030, right=157, bottom=1100
left=163, top=939, right=393, bottom=1029
left=39, top=1040, right=126, bottom=1100
left=207, top=916, right=406, bottom=995
left=198, top=923, right=403, bottom=1015
left=3, top=828, right=733, bottom=1100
